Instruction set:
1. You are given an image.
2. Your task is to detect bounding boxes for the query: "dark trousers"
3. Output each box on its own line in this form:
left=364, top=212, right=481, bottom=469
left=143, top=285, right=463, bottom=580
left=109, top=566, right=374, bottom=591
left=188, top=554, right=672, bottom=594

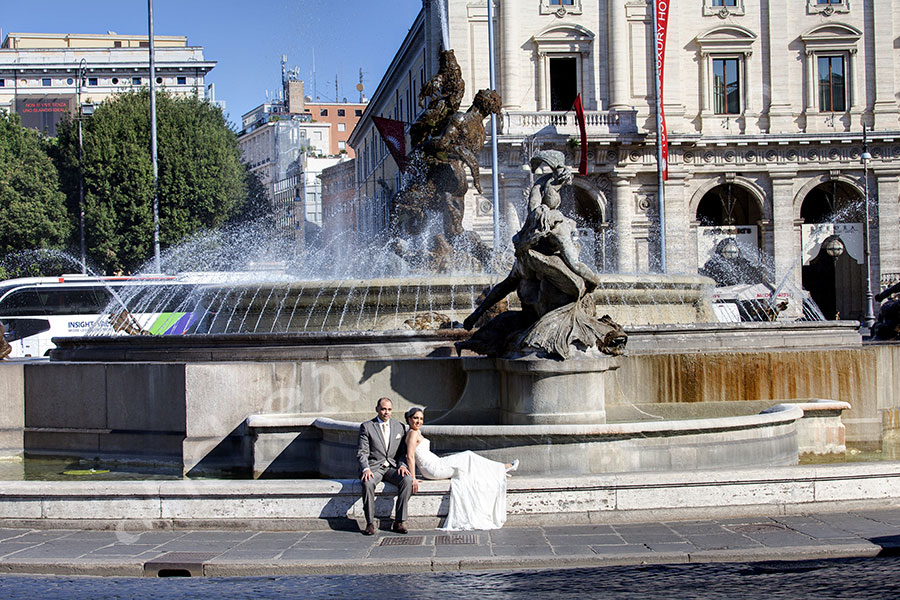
left=362, top=465, right=413, bottom=525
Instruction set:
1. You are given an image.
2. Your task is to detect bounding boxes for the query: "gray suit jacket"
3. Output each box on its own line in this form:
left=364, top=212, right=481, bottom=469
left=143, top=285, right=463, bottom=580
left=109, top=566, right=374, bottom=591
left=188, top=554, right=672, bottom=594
left=357, top=417, right=408, bottom=475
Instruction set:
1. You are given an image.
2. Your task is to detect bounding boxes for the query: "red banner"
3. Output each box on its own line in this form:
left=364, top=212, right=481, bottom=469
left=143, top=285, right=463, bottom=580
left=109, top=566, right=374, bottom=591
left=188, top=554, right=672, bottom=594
left=655, top=0, right=670, bottom=180
left=573, top=94, right=588, bottom=176
left=372, top=116, right=408, bottom=171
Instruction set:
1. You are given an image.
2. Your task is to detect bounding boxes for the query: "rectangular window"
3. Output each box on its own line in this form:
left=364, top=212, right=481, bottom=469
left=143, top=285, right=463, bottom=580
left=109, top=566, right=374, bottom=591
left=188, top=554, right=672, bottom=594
left=355, top=109, right=362, bottom=117
left=713, top=58, right=741, bottom=114
left=337, top=123, right=346, bottom=132
left=0, top=79, right=4, bottom=87
left=42, top=78, right=51, bottom=87
left=177, top=76, right=187, bottom=85
left=818, top=55, right=846, bottom=112
left=338, top=141, right=346, bottom=150
left=132, top=77, right=142, bottom=85
left=549, top=0, right=574, bottom=4
left=88, top=77, right=98, bottom=86
left=713, top=0, right=737, bottom=5
left=113, top=41, right=122, bottom=48
left=319, top=108, right=328, bottom=117
left=337, top=109, right=345, bottom=117
left=817, top=0, right=841, bottom=4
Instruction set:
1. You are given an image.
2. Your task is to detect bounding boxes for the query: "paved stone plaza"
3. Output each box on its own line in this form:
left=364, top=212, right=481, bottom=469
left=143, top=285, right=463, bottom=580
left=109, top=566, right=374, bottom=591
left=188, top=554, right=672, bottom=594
left=0, top=508, right=895, bottom=577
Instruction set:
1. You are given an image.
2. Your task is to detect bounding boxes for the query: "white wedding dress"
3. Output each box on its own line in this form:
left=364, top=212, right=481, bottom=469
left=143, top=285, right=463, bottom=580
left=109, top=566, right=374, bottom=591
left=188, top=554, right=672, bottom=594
left=414, top=437, right=507, bottom=530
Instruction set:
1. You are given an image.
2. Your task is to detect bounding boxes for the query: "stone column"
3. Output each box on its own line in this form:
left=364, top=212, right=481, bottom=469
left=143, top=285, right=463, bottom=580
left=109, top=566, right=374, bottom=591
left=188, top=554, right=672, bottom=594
left=536, top=52, right=547, bottom=112
left=766, top=1, right=792, bottom=132
left=743, top=50, right=760, bottom=134
left=500, top=0, right=521, bottom=110
left=613, top=175, right=634, bottom=272
left=608, top=0, right=630, bottom=111
left=872, top=0, right=898, bottom=130
left=771, top=173, right=798, bottom=288
left=663, top=172, right=689, bottom=273
left=804, top=52, right=817, bottom=114
left=875, top=173, right=900, bottom=286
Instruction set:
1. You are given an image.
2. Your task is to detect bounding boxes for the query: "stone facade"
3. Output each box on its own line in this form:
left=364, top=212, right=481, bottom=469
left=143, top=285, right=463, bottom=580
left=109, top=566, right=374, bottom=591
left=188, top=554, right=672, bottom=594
left=350, top=1, right=900, bottom=322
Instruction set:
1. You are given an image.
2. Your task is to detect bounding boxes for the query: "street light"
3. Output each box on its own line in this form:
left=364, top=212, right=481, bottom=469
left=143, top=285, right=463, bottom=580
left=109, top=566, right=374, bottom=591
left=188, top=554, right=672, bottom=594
left=861, top=125, right=876, bottom=332
left=76, top=58, right=87, bottom=274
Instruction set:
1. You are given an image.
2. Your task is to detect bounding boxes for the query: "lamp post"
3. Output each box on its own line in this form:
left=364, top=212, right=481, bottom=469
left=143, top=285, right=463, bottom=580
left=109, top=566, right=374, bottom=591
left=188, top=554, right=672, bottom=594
left=148, top=0, right=161, bottom=273
left=76, top=58, right=87, bottom=274
left=861, top=125, right=876, bottom=331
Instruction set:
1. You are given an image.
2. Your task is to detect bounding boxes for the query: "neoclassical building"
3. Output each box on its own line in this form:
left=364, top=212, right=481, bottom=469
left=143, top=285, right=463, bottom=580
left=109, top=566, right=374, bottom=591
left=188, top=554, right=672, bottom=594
left=349, top=0, right=900, bottom=322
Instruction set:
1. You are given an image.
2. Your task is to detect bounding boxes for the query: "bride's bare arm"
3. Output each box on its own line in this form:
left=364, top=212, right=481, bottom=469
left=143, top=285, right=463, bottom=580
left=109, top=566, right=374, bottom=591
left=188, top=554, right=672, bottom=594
left=405, top=430, right=421, bottom=493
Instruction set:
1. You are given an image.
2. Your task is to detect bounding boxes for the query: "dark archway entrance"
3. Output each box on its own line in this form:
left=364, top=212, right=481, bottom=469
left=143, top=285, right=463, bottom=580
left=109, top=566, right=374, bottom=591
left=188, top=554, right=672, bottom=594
left=800, top=180, right=865, bottom=321
left=560, top=181, right=607, bottom=272
left=695, top=183, right=764, bottom=286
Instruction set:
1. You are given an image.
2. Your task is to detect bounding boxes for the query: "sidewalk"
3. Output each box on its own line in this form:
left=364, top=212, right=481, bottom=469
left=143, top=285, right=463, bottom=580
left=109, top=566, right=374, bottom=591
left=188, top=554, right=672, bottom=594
left=0, top=508, right=897, bottom=577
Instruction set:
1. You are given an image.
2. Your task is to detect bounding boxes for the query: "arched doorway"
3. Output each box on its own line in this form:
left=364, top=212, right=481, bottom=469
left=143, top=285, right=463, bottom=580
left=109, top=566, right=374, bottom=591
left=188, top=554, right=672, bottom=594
left=562, top=179, right=608, bottom=272
left=695, top=182, right=765, bottom=286
left=799, top=180, right=865, bottom=321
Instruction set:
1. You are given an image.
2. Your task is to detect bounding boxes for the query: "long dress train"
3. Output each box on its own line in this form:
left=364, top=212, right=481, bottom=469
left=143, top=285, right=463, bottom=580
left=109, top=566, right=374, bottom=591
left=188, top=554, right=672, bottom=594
left=414, top=437, right=507, bottom=530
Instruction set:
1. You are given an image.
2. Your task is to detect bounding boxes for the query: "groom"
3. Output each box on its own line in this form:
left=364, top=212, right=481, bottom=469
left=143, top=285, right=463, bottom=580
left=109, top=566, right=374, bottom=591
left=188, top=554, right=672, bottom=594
left=357, top=397, right=413, bottom=535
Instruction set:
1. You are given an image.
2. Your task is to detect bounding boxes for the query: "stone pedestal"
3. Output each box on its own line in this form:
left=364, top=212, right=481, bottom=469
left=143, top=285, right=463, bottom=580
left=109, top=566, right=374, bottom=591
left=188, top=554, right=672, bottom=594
left=497, top=356, right=621, bottom=425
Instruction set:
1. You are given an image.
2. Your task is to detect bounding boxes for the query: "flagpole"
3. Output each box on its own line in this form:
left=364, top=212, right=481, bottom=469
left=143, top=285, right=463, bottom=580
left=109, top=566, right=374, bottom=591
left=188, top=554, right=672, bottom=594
left=487, top=0, right=501, bottom=252
left=653, top=0, right=667, bottom=273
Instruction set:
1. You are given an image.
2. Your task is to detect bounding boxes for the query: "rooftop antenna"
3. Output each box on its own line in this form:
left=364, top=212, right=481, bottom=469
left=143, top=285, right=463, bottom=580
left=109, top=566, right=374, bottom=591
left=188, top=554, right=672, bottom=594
left=335, top=76, right=338, bottom=103
left=312, top=47, right=317, bottom=102
left=357, top=68, right=365, bottom=103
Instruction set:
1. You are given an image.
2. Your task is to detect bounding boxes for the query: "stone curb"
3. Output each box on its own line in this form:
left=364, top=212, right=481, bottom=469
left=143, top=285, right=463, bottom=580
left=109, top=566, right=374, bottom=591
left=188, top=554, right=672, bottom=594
left=0, top=542, right=882, bottom=578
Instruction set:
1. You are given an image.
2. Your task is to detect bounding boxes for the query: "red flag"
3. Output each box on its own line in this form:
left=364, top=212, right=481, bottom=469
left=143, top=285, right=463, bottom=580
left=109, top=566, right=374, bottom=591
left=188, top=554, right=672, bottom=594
left=655, top=0, right=670, bottom=180
left=573, top=94, right=588, bottom=176
left=372, top=116, right=408, bottom=171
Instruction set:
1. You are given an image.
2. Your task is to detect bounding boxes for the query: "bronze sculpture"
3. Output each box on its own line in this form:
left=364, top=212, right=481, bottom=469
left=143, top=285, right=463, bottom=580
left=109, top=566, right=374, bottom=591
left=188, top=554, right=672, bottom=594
left=458, top=150, right=627, bottom=359
left=0, top=322, right=10, bottom=360
left=392, top=50, right=498, bottom=271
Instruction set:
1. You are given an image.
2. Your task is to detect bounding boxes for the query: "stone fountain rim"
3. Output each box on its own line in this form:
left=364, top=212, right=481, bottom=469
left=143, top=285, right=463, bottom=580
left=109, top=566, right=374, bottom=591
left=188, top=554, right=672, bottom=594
left=312, top=404, right=804, bottom=438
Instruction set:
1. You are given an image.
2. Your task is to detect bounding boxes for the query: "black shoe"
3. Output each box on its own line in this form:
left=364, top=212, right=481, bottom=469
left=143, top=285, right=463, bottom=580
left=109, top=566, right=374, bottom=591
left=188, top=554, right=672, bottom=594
left=363, top=523, right=375, bottom=536
left=392, top=521, right=408, bottom=534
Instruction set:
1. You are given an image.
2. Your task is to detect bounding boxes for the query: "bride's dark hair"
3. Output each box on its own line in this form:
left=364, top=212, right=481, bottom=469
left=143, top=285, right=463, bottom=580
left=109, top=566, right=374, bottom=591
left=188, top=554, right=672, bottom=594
left=404, top=407, right=424, bottom=422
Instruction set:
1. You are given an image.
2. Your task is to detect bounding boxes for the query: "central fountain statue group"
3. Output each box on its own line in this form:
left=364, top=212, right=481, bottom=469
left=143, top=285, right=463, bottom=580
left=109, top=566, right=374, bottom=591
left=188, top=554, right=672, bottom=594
left=392, top=50, right=626, bottom=359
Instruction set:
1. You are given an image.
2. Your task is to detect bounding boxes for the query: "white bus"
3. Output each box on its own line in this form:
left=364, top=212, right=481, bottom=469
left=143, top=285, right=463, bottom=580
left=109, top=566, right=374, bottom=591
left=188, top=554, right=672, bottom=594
left=0, top=274, right=203, bottom=358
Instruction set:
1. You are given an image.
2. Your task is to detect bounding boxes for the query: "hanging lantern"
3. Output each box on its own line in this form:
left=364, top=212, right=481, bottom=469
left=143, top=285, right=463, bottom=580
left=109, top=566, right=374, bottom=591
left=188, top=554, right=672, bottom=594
left=719, top=238, right=740, bottom=260
left=824, top=235, right=845, bottom=259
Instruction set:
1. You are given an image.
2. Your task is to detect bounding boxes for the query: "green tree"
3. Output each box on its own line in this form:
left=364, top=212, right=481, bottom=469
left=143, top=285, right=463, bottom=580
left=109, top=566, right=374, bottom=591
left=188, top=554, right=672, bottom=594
left=228, top=168, right=276, bottom=227
left=0, top=111, right=71, bottom=257
left=56, top=91, right=249, bottom=273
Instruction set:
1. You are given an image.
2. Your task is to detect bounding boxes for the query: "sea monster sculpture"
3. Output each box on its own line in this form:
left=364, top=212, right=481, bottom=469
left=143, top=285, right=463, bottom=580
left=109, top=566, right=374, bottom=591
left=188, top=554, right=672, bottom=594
left=457, top=150, right=627, bottom=359
left=393, top=50, right=498, bottom=271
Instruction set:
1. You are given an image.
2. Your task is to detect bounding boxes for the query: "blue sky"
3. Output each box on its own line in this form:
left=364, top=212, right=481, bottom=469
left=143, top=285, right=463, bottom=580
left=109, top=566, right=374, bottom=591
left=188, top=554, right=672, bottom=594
left=1, top=0, right=423, bottom=126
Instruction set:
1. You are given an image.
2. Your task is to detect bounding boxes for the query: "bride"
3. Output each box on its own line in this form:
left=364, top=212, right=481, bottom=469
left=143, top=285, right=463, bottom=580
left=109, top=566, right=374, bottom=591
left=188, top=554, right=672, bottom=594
left=404, top=407, right=518, bottom=531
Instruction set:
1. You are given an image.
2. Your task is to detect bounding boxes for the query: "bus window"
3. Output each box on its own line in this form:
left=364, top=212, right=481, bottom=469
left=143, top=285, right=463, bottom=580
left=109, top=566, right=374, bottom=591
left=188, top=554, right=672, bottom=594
left=0, top=289, right=44, bottom=316
left=36, top=288, right=108, bottom=315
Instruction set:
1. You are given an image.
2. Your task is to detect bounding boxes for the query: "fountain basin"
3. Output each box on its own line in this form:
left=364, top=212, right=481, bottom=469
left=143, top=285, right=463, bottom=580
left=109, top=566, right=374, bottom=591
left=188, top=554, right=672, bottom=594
left=312, top=405, right=803, bottom=477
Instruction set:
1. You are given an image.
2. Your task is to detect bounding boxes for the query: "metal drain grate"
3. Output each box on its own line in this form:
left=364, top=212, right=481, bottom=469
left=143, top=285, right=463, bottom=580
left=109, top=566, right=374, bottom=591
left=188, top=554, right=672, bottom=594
left=380, top=536, right=426, bottom=546
left=730, top=523, right=789, bottom=533
left=435, top=534, right=477, bottom=545
left=143, top=552, right=221, bottom=577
